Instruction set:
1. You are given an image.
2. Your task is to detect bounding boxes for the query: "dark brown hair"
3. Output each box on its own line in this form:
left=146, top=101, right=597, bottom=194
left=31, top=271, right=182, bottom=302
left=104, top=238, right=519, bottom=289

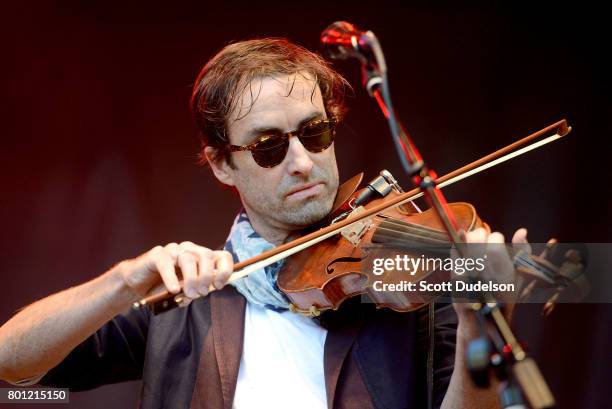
left=190, top=38, right=350, bottom=164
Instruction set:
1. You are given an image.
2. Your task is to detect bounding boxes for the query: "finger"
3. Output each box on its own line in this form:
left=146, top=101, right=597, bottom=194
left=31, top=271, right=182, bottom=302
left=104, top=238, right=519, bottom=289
left=177, top=296, right=193, bottom=308
left=465, top=227, right=487, bottom=243
left=152, top=247, right=181, bottom=294
left=485, top=232, right=515, bottom=283
left=164, top=242, right=180, bottom=262
left=485, top=232, right=507, bottom=263
left=178, top=250, right=199, bottom=299
left=196, top=249, right=215, bottom=296
left=464, top=228, right=488, bottom=261
left=213, top=250, right=234, bottom=289
left=178, top=242, right=216, bottom=296
left=511, top=227, right=532, bottom=255
left=511, top=228, right=528, bottom=244
left=486, top=232, right=505, bottom=244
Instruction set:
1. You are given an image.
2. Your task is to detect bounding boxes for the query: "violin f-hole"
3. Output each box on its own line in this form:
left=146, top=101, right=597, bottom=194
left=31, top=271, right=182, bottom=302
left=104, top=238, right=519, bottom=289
left=326, top=254, right=369, bottom=274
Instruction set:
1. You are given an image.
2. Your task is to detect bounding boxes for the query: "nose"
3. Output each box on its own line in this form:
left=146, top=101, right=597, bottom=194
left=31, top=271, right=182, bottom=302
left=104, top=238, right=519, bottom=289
left=285, top=135, right=314, bottom=176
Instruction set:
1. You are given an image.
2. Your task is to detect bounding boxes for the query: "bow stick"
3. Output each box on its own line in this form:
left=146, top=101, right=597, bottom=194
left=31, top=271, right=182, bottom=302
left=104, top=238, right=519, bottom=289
left=136, top=119, right=571, bottom=309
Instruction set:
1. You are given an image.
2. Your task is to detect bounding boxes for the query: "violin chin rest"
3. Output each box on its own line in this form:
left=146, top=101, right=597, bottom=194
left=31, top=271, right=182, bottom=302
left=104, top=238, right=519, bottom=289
left=331, top=173, right=364, bottom=214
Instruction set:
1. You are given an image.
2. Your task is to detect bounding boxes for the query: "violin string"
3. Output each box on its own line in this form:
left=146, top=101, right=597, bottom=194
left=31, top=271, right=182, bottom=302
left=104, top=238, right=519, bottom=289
left=373, top=218, right=449, bottom=244
left=372, top=216, right=556, bottom=280
left=372, top=224, right=450, bottom=245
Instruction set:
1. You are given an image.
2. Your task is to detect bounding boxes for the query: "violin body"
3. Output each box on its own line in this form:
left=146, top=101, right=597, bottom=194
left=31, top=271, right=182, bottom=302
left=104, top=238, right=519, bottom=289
left=277, top=183, right=489, bottom=315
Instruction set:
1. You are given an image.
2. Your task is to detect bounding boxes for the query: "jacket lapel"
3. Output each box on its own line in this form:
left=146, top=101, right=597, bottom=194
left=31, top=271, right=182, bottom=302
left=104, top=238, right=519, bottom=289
left=323, top=315, right=364, bottom=409
left=211, top=287, right=246, bottom=409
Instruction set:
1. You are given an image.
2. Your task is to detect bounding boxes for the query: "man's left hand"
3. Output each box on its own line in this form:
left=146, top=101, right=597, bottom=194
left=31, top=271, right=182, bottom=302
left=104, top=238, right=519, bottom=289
left=453, top=227, right=530, bottom=340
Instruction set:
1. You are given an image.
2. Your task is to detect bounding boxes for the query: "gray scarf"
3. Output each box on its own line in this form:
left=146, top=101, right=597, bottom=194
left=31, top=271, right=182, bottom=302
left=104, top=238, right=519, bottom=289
left=224, top=210, right=290, bottom=311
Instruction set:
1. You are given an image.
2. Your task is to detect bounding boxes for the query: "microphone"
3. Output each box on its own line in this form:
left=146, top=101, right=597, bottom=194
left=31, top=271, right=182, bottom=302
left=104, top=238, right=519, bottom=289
left=353, top=170, right=393, bottom=207
left=321, top=21, right=386, bottom=94
left=320, top=21, right=373, bottom=62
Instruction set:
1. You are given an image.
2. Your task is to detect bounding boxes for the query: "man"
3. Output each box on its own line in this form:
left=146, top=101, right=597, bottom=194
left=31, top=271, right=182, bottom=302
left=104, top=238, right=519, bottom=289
left=0, top=38, right=527, bottom=408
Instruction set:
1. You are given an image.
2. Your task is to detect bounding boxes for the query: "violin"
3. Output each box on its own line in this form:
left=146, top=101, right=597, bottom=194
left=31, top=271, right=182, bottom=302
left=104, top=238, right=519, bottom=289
left=136, top=119, right=573, bottom=315
left=278, top=176, right=489, bottom=316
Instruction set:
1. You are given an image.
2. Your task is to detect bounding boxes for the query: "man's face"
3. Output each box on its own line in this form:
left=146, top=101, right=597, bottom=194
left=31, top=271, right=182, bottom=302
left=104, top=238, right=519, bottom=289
left=208, top=73, right=339, bottom=239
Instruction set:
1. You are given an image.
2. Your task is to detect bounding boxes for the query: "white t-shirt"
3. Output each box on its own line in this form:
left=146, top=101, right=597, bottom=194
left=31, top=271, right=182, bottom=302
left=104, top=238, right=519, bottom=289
left=232, top=302, right=328, bottom=409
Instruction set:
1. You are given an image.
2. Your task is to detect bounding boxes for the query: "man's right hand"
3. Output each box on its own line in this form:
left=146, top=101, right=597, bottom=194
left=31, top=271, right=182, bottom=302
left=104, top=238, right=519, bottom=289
left=0, top=241, right=235, bottom=384
left=118, top=242, right=234, bottom=301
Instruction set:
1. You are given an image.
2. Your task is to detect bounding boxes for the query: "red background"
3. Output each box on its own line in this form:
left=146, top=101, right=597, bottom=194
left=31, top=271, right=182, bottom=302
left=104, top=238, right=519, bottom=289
left=1, top=2, right=611, bottom=408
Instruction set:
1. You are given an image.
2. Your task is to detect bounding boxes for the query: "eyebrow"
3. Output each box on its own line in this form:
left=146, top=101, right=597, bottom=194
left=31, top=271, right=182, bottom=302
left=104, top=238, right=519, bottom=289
left=245, top=112, right=325, bottom=141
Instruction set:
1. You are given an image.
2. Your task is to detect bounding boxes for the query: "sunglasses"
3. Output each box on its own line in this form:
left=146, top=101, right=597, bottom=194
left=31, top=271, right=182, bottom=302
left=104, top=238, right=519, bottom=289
left=226, top=117, right=337, bottom=168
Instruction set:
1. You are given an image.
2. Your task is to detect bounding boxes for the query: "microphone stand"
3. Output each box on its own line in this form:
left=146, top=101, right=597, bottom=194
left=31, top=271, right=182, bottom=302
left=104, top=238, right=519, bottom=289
left=355, top=30, right=555, bottom=409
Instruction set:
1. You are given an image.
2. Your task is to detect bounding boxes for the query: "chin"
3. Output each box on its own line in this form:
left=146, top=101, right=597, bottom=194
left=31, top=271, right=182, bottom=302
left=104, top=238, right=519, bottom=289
left=282, top=198, right=333, bottom=227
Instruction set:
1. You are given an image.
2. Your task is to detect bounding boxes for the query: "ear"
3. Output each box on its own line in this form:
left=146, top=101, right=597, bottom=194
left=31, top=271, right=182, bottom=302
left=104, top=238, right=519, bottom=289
left=204, top=147, right=235, bottom=186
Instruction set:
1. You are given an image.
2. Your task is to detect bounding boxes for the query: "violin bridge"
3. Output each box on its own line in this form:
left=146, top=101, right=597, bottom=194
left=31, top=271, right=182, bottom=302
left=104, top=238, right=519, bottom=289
left=340, top=206, right=372, bottom=246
